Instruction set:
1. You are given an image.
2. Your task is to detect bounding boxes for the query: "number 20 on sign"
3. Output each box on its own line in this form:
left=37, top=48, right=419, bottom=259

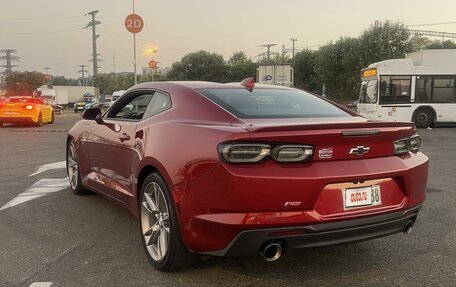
left=125, top=13, right=144, bottom=34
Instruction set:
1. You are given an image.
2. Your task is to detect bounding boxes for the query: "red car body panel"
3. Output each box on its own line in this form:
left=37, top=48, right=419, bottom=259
left=68, top=81, right=428, bottom=256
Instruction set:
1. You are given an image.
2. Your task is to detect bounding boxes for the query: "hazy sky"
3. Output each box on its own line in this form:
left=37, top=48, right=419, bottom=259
left=2, top=0, right=456, bottom=78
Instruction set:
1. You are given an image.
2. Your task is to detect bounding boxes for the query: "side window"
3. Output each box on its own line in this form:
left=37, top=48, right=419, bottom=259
left=432, top=77, right=456, bottom=103
left=142, top=92, right=171, bottom=119
left=415, top=76, right=432, bottom=102
left=106, top=94, right=154, bottom=120
left=380, top=76, right=411, bottom=104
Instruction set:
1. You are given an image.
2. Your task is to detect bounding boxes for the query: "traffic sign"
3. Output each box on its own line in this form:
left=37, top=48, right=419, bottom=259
left=125, top=13, right=144, bottom=34
left=148, top=60, right=158, bottom=69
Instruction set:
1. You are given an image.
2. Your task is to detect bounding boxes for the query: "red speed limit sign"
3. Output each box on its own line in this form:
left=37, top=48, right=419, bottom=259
left=125, top=13, right=144, bottom=34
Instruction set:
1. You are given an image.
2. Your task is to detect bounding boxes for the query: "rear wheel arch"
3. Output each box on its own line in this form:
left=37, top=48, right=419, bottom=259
left=136, top=162, right=175, bottom=206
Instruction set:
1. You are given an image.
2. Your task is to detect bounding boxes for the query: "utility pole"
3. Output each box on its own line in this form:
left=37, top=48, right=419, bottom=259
left=78, top=65, right=87, bottom=86
left=290, top=38, right=298, bottom=62
left=259, top=44, right=277, bottom=59
left=0, top=49, right=19, bottom=75
left=113, top=49, right=116, bottom=73
left=85, top=10, right=101, bottom=77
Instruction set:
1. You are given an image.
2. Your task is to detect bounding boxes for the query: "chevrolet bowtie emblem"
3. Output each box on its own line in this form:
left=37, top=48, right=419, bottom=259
left=349, top=146, right=370, bottom=156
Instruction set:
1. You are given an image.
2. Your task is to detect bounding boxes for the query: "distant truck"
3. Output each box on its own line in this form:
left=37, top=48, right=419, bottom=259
left=256, top=64, right=293, bottom=87
left=38, top=87, right=68, bottom=107
left=37, top=86, right=97, bottom=107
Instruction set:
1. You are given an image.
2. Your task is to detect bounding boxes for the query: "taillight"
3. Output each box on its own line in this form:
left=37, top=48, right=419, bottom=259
left=409, top=135, right=422, bottom=152
left=271, top=145, right=313, bottom=162
left=219, top=143, right=314, bottom=164
left=394, top=135, right=421, bottom=155
left=220, top=144, right=270, bottom=163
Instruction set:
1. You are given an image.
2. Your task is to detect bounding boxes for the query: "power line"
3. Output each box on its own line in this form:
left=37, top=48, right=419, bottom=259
left=0, top=28, right=82, bottom=36
left=408, top=21, right=456, bottom=28
left=258, top=44, right=277, bottom=59
left=0, top=15, right=85, bottom=21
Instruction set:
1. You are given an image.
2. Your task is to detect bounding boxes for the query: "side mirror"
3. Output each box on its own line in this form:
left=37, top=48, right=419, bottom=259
left=81, top=107, right=103, bottom=124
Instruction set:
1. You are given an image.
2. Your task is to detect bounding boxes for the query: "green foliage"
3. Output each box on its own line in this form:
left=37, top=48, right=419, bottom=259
left=92, top=73, right=134, bottom=95
left=258, top=54, right=291, bottom=65
left=51, top=76, right=78, bottom=86
left=293, top=49, right=317, bottom=92
left=5, top=71, right=46, bottom=96
left=358, top=21, right=411, bottom=67
left=425, top=40, right=456, bottom=49
left=167, top=50, right=227, bottom=82
left=227, top=51, right=256, bottom=82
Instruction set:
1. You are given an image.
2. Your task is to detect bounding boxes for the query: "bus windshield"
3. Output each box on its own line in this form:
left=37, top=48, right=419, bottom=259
left=359, top=79, right=377, bottom=104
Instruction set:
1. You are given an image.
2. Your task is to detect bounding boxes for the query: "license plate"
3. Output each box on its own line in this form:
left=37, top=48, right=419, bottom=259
left=3, top=111, right=17, bottom=115
left=343, top=185, right=381, bottom=209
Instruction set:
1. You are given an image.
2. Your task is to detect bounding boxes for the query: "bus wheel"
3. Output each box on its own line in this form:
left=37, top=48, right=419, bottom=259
left=414, top=109, right=433, bottom=128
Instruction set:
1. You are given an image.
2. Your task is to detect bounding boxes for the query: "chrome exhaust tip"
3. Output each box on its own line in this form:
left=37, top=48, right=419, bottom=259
left=403, top=219, right=415, bottom=234
left=259, top=242, right=283, bottom=262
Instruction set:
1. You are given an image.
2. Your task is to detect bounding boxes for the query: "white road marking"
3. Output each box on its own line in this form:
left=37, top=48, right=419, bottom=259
left=29, top=161, right=66, bottom=177
left=30, top=283, right=53, bottom=287
left=0, top=178, right=69, bottom=211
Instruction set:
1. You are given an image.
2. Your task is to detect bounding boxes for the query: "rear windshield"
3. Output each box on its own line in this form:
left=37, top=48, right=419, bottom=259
left=199, top=88, right=350, bottom=119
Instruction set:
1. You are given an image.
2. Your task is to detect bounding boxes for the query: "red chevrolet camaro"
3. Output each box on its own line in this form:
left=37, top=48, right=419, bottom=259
left=67, top=79, right=428, bottom=271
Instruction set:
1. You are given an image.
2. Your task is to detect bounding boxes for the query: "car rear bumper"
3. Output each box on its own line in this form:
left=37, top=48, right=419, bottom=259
left=175, top=152, right=428, bottom=254
left=199, top=205, right=421, bottom=257
left=0, top=116, right=36, bottom=124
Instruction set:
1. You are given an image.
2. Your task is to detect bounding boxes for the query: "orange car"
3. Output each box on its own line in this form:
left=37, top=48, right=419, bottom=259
left=0, top=97, right=54, bottom=127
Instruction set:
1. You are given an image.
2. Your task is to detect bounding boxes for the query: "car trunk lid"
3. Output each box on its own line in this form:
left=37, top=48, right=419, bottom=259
left=231, top=117, right=416, bottom=161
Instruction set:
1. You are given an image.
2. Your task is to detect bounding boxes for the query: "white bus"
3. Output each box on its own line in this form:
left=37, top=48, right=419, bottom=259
left=357, top=49, right=456, bottom=128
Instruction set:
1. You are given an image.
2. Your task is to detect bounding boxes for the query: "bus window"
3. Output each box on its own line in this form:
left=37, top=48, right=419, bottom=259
left=415, top=76, right=432, bottom=102
left=416, top=76, right=456, bottom=103
left=359, top=80, right=377, bottom=104
left=380, top=76, right=411, bottom=104
left=433, top=77, right=456, bottom=102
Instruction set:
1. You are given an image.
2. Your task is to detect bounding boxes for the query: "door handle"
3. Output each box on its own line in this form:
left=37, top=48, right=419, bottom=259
left=118, top=133, right=131, bottom=142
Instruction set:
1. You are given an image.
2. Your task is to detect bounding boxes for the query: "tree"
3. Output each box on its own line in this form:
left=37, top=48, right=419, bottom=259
left=5, top=71, right=46, bottom=96
left=167, top=50, right=227, bottom=82
left=226, top=51, right=256, bottom=82
left=358, top=21, right=411, bottom=68
left=314, top=37, right=361, bottom=100
left=293, top=49, right=318, bottom=92
left=51, top=76, right=78, bottom=86
left=425, top=40, right=456, bottom=49
left=92, top=73, right=134, bottom=95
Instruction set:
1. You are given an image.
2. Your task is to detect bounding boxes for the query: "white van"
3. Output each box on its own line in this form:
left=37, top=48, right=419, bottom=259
left=112, top=90, right=127, bottom=102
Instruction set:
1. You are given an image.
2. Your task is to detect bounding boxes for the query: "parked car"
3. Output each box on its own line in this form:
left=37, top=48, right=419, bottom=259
left=43, top=98, right=64, bottom=115
left=67, top=79, right=428, bottom=271
left=0, top=97, right=54, bottom=127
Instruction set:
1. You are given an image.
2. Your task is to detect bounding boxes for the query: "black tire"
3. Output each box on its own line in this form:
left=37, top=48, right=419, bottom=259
left=139, top=173, right=198, bottom=271
left=36, top=113, right=43, bottom=127
left=414, top=109, right=434, bottom=128
left=67, top=140, right=92, bottom=195
left=49, top=112, right=55, bottom=124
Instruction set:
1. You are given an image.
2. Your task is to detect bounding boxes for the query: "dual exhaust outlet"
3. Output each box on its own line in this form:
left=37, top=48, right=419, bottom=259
left=259, top=218, right=416, bottom=262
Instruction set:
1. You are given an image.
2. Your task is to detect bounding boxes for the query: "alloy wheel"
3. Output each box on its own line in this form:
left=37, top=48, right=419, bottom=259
left=67, top=143, right=79, bottom=190
left=141, top=182, right=170, bottom=262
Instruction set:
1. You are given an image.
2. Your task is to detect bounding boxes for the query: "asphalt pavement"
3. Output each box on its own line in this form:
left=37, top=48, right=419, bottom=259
left=0, top=112, right=455, bottom=287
